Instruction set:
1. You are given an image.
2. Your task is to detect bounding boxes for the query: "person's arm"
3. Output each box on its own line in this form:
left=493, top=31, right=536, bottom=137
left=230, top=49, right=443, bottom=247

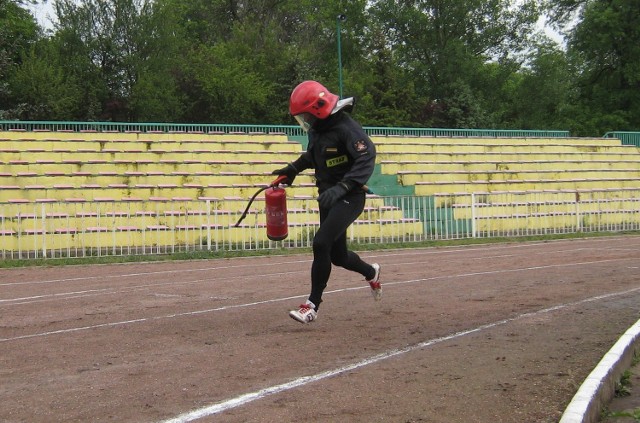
left=340, top=134, right=376, bottom=190
left=271, top=152, right=312, bottom=185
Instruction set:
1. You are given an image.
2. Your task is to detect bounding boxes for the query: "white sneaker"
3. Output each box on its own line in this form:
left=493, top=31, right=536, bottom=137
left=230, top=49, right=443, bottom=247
left=289, top=303, right=317, bottom=323
left=367, top=263, right=382, bottom=301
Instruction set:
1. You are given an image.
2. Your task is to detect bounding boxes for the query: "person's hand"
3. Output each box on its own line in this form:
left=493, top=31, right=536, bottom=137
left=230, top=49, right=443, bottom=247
left=271, top=163, right=298, bottom=185
left=318, top=183, right=350, bottom=208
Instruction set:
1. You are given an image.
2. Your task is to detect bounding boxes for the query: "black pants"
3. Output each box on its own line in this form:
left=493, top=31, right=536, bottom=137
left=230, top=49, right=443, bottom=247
left=308, top=190, right=375, bottom=310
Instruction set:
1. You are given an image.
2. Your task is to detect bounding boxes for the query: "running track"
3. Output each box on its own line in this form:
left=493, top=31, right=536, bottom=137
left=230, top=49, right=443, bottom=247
left=1, top=236, right=639, bottom=422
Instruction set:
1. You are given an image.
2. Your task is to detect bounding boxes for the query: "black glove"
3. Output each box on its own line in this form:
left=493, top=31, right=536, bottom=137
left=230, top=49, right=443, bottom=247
left=318, top=182, right=351, bottom=209
left=271, top=163, right=298, bottom=185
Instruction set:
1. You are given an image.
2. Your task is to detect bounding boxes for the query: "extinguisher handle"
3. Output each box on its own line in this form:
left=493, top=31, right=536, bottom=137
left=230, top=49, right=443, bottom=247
left=271, top=174, right=289, bottom=187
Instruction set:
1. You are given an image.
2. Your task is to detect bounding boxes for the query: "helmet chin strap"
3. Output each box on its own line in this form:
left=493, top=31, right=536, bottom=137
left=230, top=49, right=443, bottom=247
left=331, top=97, right=355, bottom=114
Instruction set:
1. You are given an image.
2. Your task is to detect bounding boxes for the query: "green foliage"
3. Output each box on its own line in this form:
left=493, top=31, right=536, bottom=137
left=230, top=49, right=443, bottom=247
left=367, top=0, right=541, bottom=128
left=8, top=41, right=81, bottom=119
left=350, top=21, right=424, bottom=127
left=181, top=43, right=275, bottom=123
left=0, top=0, right=638, bottom=135
left=0, top=0, right=40, bottom=118
left=608, top=408, right=640, bottom=420
left=498, top=39, right=579, bottom=131
left=615, top=370, right=633, bottom=397
left=566, top=0, right=640, bottom=135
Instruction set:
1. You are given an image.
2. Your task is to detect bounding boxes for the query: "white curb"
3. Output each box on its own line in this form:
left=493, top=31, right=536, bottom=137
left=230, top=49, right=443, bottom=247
left=560, top=317, right=640, bottom=423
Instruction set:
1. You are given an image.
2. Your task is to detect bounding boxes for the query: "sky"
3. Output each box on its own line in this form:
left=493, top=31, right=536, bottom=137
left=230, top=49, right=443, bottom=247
left=27, top=0, right=56, bottom=30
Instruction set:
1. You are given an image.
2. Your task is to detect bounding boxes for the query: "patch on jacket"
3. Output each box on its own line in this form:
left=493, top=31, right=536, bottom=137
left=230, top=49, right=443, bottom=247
left=354, top=140, right=368, bottom=152
left=326, top=155, right=348, bottom=167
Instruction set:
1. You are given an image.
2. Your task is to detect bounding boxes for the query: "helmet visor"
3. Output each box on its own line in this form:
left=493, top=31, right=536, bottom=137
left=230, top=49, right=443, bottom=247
left=293, top=113, right=317, bottom=132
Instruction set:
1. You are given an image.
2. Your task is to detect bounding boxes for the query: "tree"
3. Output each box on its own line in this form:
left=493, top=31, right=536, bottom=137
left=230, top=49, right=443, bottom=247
left=498, top=38, right=577, bottom=131
left=158, top=0, right=370, bottom=124
left=158, top=0, right=296, bottom=123
left=0, top=0, right=40, bottom=118
left=367, top=0, right=540, bottom=128
left=51, top=0, right=181, bottom=121
left=567, top=0, right=640, bottom=134
left=542, top=0, right=585, bottom=27
left=7, top=40, right=81, bottom=119
left=351, top=23, right=424, bottom=127
left=6, top=0, right=637, bottom=135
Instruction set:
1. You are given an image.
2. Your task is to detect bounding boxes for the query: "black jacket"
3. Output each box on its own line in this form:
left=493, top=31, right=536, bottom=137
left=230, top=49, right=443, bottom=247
left=292, top=112, right=376, bottom=193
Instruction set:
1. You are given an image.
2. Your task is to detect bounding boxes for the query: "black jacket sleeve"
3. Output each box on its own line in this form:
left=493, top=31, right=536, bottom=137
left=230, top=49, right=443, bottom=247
left=291, top=151, right=313, bottom=173
left=340, top=126, right=376, bottom=188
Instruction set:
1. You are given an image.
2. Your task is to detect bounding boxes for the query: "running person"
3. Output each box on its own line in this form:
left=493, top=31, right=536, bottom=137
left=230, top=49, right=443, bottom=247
left=272, top=80, right=381, bottom=324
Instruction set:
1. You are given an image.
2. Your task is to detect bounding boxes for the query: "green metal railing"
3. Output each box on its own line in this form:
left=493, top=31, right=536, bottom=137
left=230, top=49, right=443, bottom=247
left=0, top=121, right=304, bottom=136
left=363, top=126, right=571, bottom=138
left=0, top=120, right=571, bottom=138
left=604, top=131, right=640, bottom=147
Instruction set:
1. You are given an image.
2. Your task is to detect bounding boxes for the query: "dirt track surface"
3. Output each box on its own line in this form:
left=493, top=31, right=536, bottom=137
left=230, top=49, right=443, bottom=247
left=1, top=236, right=640, bottom=423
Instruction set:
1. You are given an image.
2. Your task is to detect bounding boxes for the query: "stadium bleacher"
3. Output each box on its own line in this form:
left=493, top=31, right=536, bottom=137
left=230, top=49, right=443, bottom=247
left=1, top=129, right=639, bottom=257
left=0, top=130, right=424, bottom=254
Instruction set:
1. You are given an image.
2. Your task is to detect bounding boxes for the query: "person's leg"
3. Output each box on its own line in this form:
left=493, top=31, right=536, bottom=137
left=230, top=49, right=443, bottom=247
left=309, top=192, right=376, bottom=308
left=291, top=192, right=382, bottom=321
left=290, top=202, right=340, bottom=322
left=330, top=231, right=376, bottom=279
left=328, top=192, right=381, bottom=301
left=307, top=207, right=342, bottom=309
left=329, top=192, right=376, bottom=277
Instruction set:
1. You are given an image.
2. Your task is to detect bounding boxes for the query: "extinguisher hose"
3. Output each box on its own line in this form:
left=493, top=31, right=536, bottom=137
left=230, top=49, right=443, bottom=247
left=233, top=175, right=288, bottom=227
left=233, top=185, right=269, bottom=227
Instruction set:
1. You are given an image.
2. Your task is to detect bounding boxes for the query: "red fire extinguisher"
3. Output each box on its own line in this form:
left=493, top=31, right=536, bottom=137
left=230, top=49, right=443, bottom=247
left=264, top=183, right=288, bottom=241
left=234, top=175, right=289, bottom=241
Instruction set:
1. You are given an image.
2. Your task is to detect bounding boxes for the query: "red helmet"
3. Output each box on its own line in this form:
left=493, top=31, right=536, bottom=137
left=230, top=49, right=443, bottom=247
left=289, top=81, right=339, bottom=119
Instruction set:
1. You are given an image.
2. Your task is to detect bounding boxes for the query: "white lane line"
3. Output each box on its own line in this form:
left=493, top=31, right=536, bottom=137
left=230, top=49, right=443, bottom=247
left=159, top=288, right=640, bottom=423
left=2, top=256, right=638, bottom=343
left=4, top=235, right=637, bottom=288
left=0, top=295, right=303, bottom=343
left=3, top=246, right=637, bottom=305
left=0, top=270, right=305, bottom=305
left=384, top=257, right=639, bottom=285
left=0, top=288, right=115, bottom=303
left=0, top=259, right=314, bottom=287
